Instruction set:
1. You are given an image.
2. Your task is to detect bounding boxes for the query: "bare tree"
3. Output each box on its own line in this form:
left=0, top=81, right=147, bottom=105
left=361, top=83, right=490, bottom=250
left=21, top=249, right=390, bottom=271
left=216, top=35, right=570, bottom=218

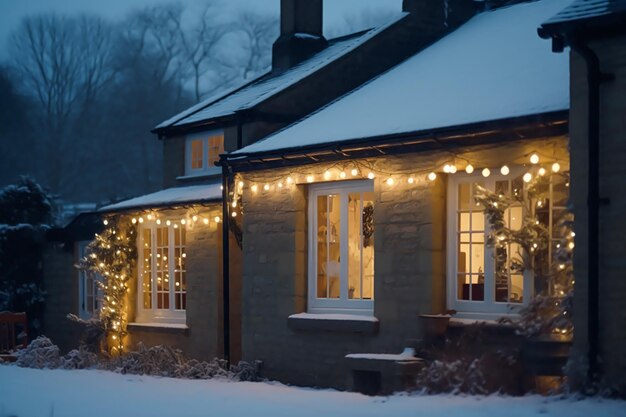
left=9, top=14, right=116, bottom=194
left=234, top=11, right=278, bottom=81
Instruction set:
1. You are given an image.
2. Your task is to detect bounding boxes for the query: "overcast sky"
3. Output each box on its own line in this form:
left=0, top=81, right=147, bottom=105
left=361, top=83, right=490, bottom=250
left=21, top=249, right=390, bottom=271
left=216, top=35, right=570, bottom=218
left=0, top=0, right=403, bottom=57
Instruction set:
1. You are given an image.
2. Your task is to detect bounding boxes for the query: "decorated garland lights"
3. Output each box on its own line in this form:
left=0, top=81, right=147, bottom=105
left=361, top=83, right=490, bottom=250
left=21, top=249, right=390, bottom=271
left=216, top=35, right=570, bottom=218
left=233, top=152, right=567, bottom=195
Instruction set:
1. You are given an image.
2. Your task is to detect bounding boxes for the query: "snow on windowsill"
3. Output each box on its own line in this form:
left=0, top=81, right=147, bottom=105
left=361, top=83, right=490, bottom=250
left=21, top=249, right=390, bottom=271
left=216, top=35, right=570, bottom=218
left=288, top=313, right=378, bottom=322
left=346, top=348, right=421, bottom=362
left=128, top=322, right=189, bottom=330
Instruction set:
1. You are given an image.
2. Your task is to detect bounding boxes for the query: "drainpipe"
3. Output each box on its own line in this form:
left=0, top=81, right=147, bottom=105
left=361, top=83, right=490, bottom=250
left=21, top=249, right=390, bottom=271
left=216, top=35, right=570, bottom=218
left=221, top=162, right=231, bottom=365
left=569, top=38, right=601, bottom=387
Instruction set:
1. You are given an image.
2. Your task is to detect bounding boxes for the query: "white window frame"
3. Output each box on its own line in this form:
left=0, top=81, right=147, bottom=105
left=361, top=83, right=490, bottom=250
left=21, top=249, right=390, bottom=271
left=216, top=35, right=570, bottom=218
left=308, top=180, right=374, bottom=316
left=136, top=221, right=186, bottom=324
left=77, top=241, right=102, bottom=320
left=184, top=129, right=224, bottom=177
left=446, top=168, right=533, bottom=319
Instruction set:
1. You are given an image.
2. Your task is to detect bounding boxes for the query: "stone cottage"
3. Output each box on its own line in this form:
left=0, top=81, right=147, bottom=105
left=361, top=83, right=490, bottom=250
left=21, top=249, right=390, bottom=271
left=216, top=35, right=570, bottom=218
left=221, top=0, right=572, bottom=390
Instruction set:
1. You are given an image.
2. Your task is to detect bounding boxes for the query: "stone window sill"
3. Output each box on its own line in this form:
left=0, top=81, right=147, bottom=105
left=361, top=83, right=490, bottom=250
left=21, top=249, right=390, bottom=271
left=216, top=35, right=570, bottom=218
left=127, top=322, right=189, bottom=335
left=287, top=313, right=379, bottom=334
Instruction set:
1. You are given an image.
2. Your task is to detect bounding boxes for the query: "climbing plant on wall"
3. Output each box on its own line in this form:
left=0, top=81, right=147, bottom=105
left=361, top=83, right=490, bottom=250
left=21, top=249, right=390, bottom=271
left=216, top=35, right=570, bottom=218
left=77, top=217, right=136, bottom=354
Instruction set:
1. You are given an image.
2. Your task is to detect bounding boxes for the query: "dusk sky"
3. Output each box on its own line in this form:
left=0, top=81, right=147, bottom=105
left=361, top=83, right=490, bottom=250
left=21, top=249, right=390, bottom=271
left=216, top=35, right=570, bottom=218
left=0, top=0, right=403, bottom=56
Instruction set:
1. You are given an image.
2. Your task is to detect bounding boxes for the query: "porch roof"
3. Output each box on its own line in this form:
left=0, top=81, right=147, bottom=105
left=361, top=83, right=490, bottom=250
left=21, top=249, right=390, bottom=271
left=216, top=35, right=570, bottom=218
left=228, top=0, right=570, bottom=159
left=99, top=183, right=222, bottom=213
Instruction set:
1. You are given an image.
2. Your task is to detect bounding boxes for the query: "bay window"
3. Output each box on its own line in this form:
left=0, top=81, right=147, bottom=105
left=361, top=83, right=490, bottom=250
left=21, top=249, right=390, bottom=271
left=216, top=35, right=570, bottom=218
left=137, top=221, right=186, bottom=323
left=447, top=168, right=568, bottom=318
left=308, top=181, right=375, bottom=315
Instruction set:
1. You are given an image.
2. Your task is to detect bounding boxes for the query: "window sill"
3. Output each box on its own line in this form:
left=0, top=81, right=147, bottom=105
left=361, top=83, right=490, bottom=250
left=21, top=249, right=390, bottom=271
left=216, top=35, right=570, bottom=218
left=287, top=313, right=379, bottom=334
left=127, top=322, right=189, bottom=335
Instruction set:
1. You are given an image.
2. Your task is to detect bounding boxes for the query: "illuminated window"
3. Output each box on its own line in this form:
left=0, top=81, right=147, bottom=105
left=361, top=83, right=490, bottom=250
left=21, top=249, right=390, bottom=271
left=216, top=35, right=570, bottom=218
left=447, top=168, right=567, bottom=317
left=137, top=221, right=186, bottom=323
left=78, top=242, right=102, bottom=319
left=308, top=180, right=374, bottom=315
left=185, top=130, right=224, bottom=176
left=207, top=135, right=224, bottom=167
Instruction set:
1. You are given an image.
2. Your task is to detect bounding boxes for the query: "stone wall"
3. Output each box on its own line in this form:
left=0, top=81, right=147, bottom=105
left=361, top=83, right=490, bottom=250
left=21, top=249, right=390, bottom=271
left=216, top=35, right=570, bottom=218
left=569, top=34, right=626, bottom=394
left=239, top=137, right=568, bottom=389
left=42, top=243, right=84, bottom=352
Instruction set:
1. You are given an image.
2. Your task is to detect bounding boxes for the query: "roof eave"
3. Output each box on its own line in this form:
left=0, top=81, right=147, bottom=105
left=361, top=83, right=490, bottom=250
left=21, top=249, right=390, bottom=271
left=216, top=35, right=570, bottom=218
left=98, top=197, right=223, bottom=215
left=221, top=110, right=569, bottom=172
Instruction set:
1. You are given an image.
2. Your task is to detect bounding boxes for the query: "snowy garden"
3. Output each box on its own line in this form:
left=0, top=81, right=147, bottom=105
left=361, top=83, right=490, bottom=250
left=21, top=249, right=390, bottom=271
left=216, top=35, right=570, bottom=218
left=1, top=364, right=625, bottom=417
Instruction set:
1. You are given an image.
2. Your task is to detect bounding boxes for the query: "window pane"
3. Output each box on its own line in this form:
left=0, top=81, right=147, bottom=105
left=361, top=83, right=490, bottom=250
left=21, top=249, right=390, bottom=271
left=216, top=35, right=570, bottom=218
left=458, top=212, right=471, bottom=232
left=207, top=135, right=224, bottom=167
left=458, top=183, right=470, bottom=210
left=317, top=195, right=340, bottom=299
left=191, top=139, right=203, bottom=170
left=142, top=228, right=152, bottom=309
left=348, top=193, right=362, bottom=300
left=156, top=226, right=169, bottom=309
left=347, top=192, right=375, bottom=301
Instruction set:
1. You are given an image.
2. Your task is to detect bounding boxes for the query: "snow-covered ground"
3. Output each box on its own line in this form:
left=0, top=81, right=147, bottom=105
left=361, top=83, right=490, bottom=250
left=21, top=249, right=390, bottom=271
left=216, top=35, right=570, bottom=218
left=0, top=366, right=625, bottom=417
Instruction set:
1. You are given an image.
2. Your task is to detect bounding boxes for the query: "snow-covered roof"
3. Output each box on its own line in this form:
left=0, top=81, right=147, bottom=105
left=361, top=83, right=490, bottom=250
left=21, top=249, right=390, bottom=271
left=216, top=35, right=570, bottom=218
left=542, top=0, right=626, bottom=26
left=99, top=183, right=222, bottom=212
left=154, top=15, right=406, bottom=131
left=232, top=0, right=570, bottom=157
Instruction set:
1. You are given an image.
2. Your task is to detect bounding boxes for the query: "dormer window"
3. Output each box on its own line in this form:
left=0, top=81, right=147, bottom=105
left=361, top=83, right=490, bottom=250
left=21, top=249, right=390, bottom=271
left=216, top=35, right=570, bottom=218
left=185, top=130, right=224, bottom=176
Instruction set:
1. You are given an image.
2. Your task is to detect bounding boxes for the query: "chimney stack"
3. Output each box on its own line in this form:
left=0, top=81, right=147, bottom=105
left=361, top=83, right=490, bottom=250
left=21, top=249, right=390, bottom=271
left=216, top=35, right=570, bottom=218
left=402, top=0, right=477, bottom=30
left=272, top=0, right=328, bottom=72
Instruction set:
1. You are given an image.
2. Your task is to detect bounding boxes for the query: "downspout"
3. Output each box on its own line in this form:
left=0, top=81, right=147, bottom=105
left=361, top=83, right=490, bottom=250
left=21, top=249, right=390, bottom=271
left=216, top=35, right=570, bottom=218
left=569, top=38, right=601, bottom=386
left=221, top=162, right=231, bottom=365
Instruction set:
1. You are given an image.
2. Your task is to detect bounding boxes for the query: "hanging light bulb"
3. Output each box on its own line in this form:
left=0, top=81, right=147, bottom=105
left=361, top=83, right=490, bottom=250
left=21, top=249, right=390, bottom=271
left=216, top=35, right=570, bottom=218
left=251, top=184, right=259, bottom=193
left=443, top=164, right=451, bottom=173
left=351, top=168, right=358, bottom=177
left=367, top=172, right=375, bottom=179
left=138, top=217, right=144, bottom=224
left=339, top=171, right=347, bottom=179
left=428, top=172, right=437, bottom=181
left=147, top=214, right=153, bottom=221
left=192, top=215, right=198, bottom=222
left=203, top=218, right=209, bottom=225
left=166, top=220, right=171, bottom=226
left=214, top=216, right=221, bottom=223
left=131, top=218, right=137, bottom=224
left=465, top=164, right=474, bottom=174
left=482, top=168, right=491, bottom=177
left=323, top=170, right=331, bottom=180
left=500, top=165, right=510, bottom=176
left=263, top=184, right=270, bottom=191
left=386, top=178, right=394, bottom=186
left=530, top=153, right=540, bottom=164
left=306, top=175, right=314, bottom=183
left=156, top=219, right=161, bottom=225
left=286, top=177, right=293, bottom=185
left=449, top=165, right=457, bottom=174
left=278, top=182, right=283, bottom=189
left=103, top=219, right=109, bottom=226
left=408, top=177, right=415, bottom=184
left=181, top=219, right=186, bottom=225
left=232, top=201, right=237, bottom=208
left=238, top=181, right=244, bottom=188
left=552, top=162, right=561, bottom=173
left=232, top=211, right=238, bottom=218
left=538, top=167, right=547, bottom=176
left=523, top=172, right=533, bottom=183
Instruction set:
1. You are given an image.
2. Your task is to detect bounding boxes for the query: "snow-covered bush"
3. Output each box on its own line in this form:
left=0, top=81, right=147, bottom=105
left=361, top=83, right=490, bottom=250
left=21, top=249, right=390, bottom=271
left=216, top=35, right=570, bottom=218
left=15, top=336, right=62, bottom=369
left=110, top=343, right=261, bottom=381
left=0, top=177, right=55, bottom=337
left=415, top=324, right=522, bottom=395
left=10, top=337, right=262, bottom=382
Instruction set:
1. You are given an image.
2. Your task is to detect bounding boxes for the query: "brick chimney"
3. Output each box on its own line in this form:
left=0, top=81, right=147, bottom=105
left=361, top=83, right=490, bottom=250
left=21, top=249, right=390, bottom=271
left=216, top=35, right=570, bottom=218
left=272, top=0, right=328, bottom=72
left=402, top=0, right=477, bottom=30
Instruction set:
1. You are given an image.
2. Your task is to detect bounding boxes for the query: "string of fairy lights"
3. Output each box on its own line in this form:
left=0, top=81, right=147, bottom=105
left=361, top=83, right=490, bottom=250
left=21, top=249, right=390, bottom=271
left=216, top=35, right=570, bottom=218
left=223, top=151, right=567, bottom=216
